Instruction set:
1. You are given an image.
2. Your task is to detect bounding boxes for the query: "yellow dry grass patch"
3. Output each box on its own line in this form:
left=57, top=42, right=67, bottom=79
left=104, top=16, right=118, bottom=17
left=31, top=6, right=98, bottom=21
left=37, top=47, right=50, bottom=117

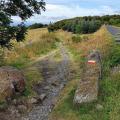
left=69, top=26, right=112, bottom=59
left=5, top=28, right=58, bottom=68
left=26, top=28, right=48, bottom=42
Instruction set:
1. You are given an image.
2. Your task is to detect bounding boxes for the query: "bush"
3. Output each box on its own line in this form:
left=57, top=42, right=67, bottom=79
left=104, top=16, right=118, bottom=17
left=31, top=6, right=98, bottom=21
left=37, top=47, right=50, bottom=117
left=109, top=44, right=120, bottom=67
left=72, top=35, right=82, bottom=43
left=82, top=36, right=89, bottom=41
left=29, top=23, right=47, bottom=29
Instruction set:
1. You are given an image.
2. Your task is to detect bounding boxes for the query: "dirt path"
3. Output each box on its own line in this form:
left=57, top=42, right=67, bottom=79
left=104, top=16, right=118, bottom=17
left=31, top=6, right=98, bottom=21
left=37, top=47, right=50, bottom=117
left=22, top=43, right=70, bottom=120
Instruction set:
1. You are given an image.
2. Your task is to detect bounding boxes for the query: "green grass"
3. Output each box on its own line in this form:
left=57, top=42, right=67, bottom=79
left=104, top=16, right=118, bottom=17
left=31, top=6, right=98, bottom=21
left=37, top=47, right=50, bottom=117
left=72, top=35, right=82, bottom=43
left=72, top=35, right=89, bottom=43
left=51, top=56, right=120, bottom=120
left=23, top=67, right=43, bottom=97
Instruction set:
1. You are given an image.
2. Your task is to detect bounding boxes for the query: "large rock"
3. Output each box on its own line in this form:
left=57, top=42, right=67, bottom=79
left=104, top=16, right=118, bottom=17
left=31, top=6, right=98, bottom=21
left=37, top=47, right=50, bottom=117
left=0, top=66, right=25, bottom=101
left=74, top=50, right=101, bottom=104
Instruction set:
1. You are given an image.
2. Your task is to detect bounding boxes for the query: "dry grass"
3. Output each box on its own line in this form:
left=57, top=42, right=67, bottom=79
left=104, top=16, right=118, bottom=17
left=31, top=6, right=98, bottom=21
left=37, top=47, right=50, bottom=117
left=5, top=28, right=58, bottom=68
left=50, top=26, right=118, bottom=120
left=68, top=26, right=112, bottom=59
left=3, top=28, right=59, bottom=97
left=25, top=28, right=48, bottom=42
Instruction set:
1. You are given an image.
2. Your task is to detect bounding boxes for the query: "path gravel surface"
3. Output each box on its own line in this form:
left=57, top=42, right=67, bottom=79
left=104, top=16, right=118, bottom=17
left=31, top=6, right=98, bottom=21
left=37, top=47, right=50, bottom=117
left=22, top=43, right=70, bottom=120
left=106, top=25, right=120, bottom=35
left=106, top=25, right=120, bottom=43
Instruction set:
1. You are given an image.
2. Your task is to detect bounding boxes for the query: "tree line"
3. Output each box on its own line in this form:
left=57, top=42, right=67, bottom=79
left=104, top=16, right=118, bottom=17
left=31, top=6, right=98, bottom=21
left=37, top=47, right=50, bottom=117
left=28, top=23, right=48, bottom=29
left=48, top=15, right=120, bottom=34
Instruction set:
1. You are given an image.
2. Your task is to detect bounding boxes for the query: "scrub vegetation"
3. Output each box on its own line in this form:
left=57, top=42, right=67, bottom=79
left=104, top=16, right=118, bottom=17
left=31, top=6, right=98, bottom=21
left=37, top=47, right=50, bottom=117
left=48, top=15, right=120, bottom=34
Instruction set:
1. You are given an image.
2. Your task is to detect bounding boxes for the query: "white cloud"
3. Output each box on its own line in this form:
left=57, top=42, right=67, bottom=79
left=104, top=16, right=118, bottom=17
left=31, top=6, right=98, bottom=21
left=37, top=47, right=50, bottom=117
left=12, top=3, right=118, bottom=25
left=46, top=4, right=116, bottom=16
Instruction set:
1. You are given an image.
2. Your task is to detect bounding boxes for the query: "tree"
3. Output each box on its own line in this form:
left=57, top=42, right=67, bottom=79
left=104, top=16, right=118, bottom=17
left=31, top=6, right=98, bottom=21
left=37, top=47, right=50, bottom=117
left=75, top=22, right=82, bottom=34
left=81, top=20, right=89, bottom=34
left=89, top=20, right=96, bottom=33
left=29, top=23, right=47, bottom=29
left=0, top=0, right=46, bottom=48
left=48, top=22, right=55, bottom=32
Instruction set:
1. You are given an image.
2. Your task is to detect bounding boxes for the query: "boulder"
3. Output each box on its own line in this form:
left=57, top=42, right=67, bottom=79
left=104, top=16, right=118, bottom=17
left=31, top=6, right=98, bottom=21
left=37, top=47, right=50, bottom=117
left=0, top=66, right=25, bottom=101
left=74, top=50, right=101, bottom=104
left=39, top=93, right=47, bottom=101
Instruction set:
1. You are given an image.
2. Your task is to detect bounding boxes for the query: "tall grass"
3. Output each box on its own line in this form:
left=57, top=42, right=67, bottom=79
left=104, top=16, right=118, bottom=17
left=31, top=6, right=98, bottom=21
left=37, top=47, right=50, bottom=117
left=3, top=28, right=60, bottom=97
left=50, top=26, right=120, bottom=120
left=5, top=28, right=58, bottom=69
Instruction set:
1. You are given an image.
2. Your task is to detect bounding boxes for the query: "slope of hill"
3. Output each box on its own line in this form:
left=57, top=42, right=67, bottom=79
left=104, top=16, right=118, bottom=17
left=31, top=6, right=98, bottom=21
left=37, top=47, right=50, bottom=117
left=48, top=15, right=120, bottom=34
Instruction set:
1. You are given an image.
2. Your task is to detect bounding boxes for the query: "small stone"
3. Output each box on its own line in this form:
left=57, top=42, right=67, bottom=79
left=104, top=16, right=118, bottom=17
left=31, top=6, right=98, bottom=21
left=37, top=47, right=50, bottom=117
left=21, top=117, right=30, bottom=120
left=12, top=99, right=17, bottom=105
left=39, top=94, right=47, bottom=101
left=17, top=105, right=27, bottom=113
left=96, top=104, right=104, bottom=111
left=44, top=86, right=50, bottom=90
left=28, top=98, right=38, bottom=104
left=51, top=81, right=59, bottom=86
left=8, top=106, right=19, bottom=115
left=46, top=72, right=50, bottom=75
left=60, top=84, right=64, bottom=89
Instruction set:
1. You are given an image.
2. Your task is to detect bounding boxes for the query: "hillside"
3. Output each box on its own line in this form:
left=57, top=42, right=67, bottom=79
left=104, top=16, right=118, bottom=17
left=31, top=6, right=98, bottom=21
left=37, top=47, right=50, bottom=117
left=48, top=15, right=120, bottom=34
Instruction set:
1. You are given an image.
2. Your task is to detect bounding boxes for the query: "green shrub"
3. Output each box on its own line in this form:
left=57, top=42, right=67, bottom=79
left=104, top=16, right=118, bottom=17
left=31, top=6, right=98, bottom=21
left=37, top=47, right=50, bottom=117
left=55, top=37, right=60, bottom=42
left=72, top=35, right=82, bottom=43
left=102, top=42, right=120, bottom=70
left=82, top=36, right=89, bottom=41
left=109, top=44, right=120, bottom=67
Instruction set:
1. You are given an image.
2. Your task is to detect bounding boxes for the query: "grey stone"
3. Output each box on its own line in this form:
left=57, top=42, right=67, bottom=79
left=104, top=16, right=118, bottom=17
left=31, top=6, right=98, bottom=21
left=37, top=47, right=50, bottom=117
left=28, top=98, right=38, bottom=104
left=51, top=80, right=60, bottom=87
left=8, top=106, right=19, bottom=115
left=44, top=86, right=50, bottom=90
left=74, top=50, right=101, bottom=104
left=17, top=105, right=27, bottom=113
left=39, top=94, right=47, bottom=101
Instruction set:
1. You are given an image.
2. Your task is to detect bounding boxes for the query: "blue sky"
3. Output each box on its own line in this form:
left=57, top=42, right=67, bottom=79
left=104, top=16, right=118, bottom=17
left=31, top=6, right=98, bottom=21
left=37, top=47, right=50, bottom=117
left=12, top=0, right=120, bottom=25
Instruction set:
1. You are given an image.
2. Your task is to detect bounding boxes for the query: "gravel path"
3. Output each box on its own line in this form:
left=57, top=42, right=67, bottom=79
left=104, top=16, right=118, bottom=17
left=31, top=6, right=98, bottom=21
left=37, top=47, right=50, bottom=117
left=106, top=25, right=120, bottom=35
left=22, top=43, right=70, bottom=120
left=106, top=25, right=120, bottom=43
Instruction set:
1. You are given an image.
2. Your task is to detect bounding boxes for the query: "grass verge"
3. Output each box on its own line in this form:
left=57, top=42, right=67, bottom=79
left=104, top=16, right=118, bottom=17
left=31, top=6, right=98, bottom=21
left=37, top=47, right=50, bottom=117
left=50, top=26, right=120, bottom=120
